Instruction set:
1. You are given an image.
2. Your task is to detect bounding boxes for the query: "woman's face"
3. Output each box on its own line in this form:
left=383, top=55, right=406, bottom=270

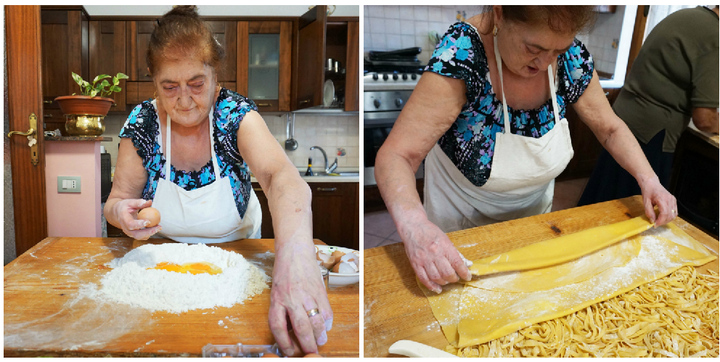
left=495, top=16, right=576, bottom=78
left=152, top=57, right=217, bottom=128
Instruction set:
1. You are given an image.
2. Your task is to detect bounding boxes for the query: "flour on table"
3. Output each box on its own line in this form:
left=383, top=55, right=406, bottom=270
left=96, top=243, right=270, bottom=314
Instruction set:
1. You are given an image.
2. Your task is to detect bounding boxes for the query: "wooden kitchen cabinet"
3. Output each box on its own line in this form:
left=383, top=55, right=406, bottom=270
left=40, top=6, right=89, bottom=135
left=237, top=21, right=293, bottom=112
left=293, top=6, right=359, bottom=112
left=252, top=182, right=359, bottom=250
left=559, top=88, right=621, bottom=180
left=89, top=20, right=127, bottom=113
left=125, top=20, right=237, bottom=105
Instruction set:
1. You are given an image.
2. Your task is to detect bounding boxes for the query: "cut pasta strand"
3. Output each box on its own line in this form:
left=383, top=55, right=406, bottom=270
left=447, top=267, right=718, bottom=357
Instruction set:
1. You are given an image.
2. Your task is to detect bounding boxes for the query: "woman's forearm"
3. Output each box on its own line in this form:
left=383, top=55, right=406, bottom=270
left=104, top=197, right=123, bottom=228
left=601, top=119, right=658, bottom=185
left=265, top=167, right=314, bottom=251
left=375, top=147, right=429, bottom=237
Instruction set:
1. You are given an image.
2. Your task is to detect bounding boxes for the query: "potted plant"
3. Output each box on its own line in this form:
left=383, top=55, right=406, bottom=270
left=54, top=72, right=128, bottom=136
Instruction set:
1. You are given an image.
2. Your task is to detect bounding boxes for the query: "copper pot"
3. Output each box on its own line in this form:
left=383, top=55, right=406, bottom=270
left=54, top=95, right=114, bottom=117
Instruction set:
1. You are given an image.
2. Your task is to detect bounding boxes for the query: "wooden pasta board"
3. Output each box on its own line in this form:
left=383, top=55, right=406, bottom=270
left=4, top=238, right=359, bottom=357
left=363, top=196, right=719, bottom=357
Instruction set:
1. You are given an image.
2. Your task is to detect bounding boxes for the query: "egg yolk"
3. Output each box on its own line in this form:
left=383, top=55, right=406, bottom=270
left=149, top=261, right=222, bottom=275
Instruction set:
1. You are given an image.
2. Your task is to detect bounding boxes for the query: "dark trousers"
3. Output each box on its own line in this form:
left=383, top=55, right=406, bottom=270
left=578, top=130, right=674, bottom=206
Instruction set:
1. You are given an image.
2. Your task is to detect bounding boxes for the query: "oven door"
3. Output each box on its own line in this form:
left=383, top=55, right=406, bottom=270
left=364, top=111, right=423, bottom=186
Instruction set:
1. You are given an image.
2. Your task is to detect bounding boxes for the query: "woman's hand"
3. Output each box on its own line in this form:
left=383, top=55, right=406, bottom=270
left=639, top=176, right=677, bottom=227
left=112, top=198, right=162, bottom=240
left=268, top=242, right=332, bottom=356
left=401, top=218, right=472, bottom=294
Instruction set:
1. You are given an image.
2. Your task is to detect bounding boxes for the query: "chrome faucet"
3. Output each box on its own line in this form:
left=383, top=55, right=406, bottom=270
left=310, top=146, right=338, bottom=174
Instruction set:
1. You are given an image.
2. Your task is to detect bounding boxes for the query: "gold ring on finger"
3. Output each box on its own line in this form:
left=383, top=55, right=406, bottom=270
left=307, top=308, right=320, bottom=317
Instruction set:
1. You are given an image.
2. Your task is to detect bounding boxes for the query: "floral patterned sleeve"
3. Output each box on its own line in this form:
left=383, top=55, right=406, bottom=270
left=213, top=88, right=258, bottom=166
left=118, top=101, right=159, bottom=163
left=558, top=39, right=595, bottom=104
left=424, top=23, right=484, bottom=102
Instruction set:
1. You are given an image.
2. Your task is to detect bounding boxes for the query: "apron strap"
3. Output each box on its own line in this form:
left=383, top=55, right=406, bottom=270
left=547, top=63, right=561, bottom=124
left=493, top=35, right=562, bottom=132
left=493, top=35, right=511, bottom=132
left=164, top=106, right=219, bottom=179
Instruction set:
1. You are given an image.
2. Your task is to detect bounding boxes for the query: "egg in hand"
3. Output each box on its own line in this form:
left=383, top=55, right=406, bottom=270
left=137, top=207, right=161, bottom=227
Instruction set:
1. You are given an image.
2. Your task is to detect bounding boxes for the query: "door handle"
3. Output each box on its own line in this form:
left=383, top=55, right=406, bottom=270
left=7, top=113, right=39, bottom=166
left=257, top=103, right=271, bottom=107
left=316, top=187, right=337, bottom=192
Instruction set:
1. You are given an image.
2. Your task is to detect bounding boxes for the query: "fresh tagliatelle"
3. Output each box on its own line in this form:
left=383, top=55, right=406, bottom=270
left=445, top=266, right=719, bottom=357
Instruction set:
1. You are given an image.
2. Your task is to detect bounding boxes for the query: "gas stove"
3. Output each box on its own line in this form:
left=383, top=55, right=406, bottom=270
left=363, top=72, right=421, bottom=91
left=364, top=47, right=424, bottom=91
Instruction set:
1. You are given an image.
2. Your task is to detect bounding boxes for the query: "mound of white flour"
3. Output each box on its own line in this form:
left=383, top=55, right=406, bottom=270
left=98, top=243, right=270, bottom=314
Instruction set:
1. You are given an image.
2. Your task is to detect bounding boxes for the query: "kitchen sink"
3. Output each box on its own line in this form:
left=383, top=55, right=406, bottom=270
left=299, top=171, right=359, bottom=177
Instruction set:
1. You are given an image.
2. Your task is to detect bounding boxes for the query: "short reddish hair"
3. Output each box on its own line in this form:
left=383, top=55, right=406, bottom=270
left=146, top=5, right=225, bottom=76
left=484, top=6, right=596, bottom=35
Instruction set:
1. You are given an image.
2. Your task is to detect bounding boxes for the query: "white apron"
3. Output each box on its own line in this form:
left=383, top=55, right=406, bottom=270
left=425, top=33, right=574, bottom=233
left=152, top=101, right=262, bottom=243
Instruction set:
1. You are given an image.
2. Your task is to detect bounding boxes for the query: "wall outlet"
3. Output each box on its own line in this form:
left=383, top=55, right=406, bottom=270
left=57, top=176, right=81, bottom=193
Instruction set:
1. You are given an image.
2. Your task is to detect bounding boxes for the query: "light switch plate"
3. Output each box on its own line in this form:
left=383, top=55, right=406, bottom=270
left=57, top=176, right=81, bottom=193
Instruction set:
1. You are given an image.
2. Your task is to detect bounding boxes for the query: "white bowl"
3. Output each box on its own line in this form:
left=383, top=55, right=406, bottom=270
left=315, top=245, right=359, bottom=287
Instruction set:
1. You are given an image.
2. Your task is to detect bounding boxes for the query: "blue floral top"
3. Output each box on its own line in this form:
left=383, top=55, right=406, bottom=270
left=426, top=22, right=594, bottom=187
left=119, top=88, right=258, bottom=218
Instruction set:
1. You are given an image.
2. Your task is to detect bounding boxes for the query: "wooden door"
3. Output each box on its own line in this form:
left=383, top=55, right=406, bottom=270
left=5, top=5, right=49, bottom=256
left=293, top=5, right=327, bottom=110
left=237, top=21, right=292, bottom=112
left=89, top=20, right=127, bottom=112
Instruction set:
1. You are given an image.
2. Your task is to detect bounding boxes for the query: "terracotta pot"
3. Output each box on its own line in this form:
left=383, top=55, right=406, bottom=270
left=54, top=95, right=114, bottom=116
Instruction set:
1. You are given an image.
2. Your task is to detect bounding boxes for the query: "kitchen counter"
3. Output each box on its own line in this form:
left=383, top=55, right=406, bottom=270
left=4, top=238, right=359, bottom=357
left=251, top=167, right=360, bottom=184
left=363, top=195, right=719, bottom=357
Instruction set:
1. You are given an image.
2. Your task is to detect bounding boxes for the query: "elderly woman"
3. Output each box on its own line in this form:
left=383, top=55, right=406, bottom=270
left=375, top=6, right=678, bottom=294
left=104, top=6, right=329, bottom=356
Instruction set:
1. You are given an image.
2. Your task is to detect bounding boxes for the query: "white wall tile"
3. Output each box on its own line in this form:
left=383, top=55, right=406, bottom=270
left=400, top=20, right=414, bottom=35
left=413, top=6, right=428, bottom=21
left=401, top=35, right=415, bottom=49
left=384, top=5, right=400, bottom=19
left=368, top=6, right=384, bottom=18
left=414, top=20, right=429, bottom=35
left=428, top=6, right=442, bottom=22
left=443, top=7, right=457, bottom=23
left=370, top=18, right=386, bottom=34
left=386, top=34, right=402, bottom=50
left=385, top=18, right=401, bottom=34
left=371, top=33, right=387, bottom=50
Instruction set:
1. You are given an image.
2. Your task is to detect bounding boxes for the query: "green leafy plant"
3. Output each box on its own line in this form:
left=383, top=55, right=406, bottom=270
left=72, top=72, right=129, bottom=97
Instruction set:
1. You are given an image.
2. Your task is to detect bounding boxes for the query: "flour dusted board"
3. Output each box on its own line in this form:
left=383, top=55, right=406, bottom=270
left=4, top=238, right=359, bottom=357
left=363, top=196, right=719, bottom=357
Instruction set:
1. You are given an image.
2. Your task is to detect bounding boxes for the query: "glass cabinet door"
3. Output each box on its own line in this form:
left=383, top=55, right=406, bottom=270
left=247, top=34, right=279, bottom=100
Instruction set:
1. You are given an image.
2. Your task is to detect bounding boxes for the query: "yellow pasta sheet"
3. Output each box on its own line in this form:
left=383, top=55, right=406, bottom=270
left=420, top=222, right=717, bottom=348
left=469, top=216, right=652, bottom=276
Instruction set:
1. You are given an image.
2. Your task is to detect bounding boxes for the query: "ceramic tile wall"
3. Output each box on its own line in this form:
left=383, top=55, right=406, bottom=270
left=575, top=6, right=626, bottom=76
left=262, top=113, right=360, bottom=170
left=366, top=5, right=627, bottom=77
left=102, top=112, right=360, bottom=171
left=364, top=5, right=485, bottom=64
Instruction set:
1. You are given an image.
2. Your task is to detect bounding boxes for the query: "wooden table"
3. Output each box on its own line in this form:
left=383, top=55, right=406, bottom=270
left=363, top=196, right=719, bottom=357
left=4, top=238, right=359, bottom=357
